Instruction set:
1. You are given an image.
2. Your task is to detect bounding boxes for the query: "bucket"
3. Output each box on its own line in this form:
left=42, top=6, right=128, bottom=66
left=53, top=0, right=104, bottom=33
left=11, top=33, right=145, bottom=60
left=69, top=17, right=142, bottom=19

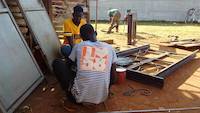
left=116, top=67, right=127, bottom=84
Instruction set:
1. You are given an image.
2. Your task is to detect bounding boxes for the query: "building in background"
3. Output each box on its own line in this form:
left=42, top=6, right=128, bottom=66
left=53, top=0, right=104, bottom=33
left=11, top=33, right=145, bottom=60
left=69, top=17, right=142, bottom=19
left=89, top=0, right=200, bottom=22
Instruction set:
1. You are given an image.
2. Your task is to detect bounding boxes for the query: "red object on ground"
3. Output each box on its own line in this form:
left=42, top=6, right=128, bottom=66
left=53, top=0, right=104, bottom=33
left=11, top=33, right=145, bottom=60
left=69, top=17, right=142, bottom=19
left=116, top=67, right=127, bottom=84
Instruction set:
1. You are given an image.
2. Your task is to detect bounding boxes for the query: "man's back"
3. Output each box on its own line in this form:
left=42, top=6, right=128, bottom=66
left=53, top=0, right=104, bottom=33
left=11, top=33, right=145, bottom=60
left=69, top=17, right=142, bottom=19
left=108, top=9, right=119, bottom=17
left=69, top=41, right=117, bottom=104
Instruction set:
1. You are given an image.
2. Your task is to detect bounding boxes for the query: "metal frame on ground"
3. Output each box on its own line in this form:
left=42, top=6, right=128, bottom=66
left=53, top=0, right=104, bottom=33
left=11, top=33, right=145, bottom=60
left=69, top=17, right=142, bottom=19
left=117, top=45, right=198, bottom=88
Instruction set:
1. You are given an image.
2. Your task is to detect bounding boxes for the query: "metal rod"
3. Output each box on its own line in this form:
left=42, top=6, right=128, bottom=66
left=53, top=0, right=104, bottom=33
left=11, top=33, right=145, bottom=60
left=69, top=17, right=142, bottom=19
left=117, top=44, right=150, bottom=57
left=0, top=9, right=8, bottom=13
left=127, top=52, right=169, bottom=69
left=95, top=0, right=98, bottom=31
left=98, top=106, right=200, bottom=113
left=23, top=8, right=45, bottom=12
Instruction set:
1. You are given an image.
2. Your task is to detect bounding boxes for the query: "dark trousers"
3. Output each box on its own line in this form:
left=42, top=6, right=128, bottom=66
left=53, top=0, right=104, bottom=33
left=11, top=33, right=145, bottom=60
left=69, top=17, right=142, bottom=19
left=52, top=58, right=77, bottom=103
left=52, top=58, right=115, bottom=103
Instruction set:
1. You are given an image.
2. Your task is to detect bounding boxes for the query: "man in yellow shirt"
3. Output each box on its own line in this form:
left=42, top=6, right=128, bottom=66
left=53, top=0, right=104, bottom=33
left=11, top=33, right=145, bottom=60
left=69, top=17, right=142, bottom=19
left=61, top=5, right=87, bottom=58
left=63, top=5, right=87, bottom=47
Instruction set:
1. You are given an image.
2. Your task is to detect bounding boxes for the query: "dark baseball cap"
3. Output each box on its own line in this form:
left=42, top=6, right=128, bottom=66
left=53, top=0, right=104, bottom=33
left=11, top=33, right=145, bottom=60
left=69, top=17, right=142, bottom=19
left=73, top=5, right=83, bottom=13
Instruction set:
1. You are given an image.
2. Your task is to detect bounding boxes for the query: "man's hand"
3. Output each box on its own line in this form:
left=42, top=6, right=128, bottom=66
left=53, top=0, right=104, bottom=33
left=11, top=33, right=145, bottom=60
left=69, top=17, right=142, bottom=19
left=67, top=36, right=74, bottom=48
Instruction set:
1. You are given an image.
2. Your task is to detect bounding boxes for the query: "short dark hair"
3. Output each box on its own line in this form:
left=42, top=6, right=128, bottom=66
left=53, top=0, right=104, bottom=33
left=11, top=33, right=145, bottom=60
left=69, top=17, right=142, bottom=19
left=73, top=5, right=83, bottom=13
left=80, top=24, right=97, bottom=42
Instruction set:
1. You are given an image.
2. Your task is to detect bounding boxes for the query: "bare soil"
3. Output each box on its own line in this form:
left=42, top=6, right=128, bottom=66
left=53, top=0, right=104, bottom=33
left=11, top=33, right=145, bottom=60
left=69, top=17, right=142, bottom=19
left=14, top=22, right=200, bottom=113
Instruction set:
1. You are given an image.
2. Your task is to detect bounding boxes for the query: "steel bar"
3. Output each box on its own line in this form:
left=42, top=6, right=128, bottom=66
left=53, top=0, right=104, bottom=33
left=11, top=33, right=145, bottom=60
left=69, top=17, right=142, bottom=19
left=126, top=69, right=164, bottom=88
left=0, top=9, right=8, bottom=13
left=117, top=44, right=150, bottom=57
left=127, top=52, right=169, bottom=69
left=23, top=8, right=45, bottom=11
left=98, top=106, right=200, bottom=113
left=153, top=59, right=173, bottom=64
left=95, top=0, right=98, bottom=31
left=159, top=49, right=198, bottom=78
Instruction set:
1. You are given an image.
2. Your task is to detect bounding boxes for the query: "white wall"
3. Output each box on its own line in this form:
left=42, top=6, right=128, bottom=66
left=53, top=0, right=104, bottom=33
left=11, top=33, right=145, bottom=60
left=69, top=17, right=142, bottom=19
left=90, top=0, right=200, bottom=21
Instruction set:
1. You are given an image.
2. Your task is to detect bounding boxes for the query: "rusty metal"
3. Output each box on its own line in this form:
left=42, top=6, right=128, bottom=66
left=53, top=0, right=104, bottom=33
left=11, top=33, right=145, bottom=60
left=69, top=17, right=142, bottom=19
left=117, top=44, right=150, bottom=57
left=127, top=13, right=136, bottom=45
left=127, top=14, right=132, bottom=45
left=127, top=52, right=169, bottom=69
left=117, top=45, right=198, bottom=88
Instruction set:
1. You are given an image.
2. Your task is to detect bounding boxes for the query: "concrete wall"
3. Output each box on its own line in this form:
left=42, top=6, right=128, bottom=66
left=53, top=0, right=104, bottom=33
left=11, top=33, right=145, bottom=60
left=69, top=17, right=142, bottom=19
left=89, top=0, right=200, bottom=21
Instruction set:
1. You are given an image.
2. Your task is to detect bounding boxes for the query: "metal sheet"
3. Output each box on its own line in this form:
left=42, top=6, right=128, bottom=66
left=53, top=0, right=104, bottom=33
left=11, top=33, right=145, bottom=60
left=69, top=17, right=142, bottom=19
left=17, top=0, right=61, bottom=70
left=18, top=0, right=44, bottom=10
left=25, top=11, right=61, bottom=69
left=0, top=1, right=43, bottom=113
left=0, top=1, right=4, bottom=9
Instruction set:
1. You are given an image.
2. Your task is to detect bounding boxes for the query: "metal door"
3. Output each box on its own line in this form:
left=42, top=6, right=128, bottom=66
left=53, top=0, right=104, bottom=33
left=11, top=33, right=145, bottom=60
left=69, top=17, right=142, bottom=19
left=17, top=0, right=61, bottom=70
left=0, top=0, right=43, bottom=113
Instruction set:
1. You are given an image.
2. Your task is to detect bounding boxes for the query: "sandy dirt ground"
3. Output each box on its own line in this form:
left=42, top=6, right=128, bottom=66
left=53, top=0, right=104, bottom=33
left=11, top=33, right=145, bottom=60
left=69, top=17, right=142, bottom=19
left=13, top=22, right=200, bottom=113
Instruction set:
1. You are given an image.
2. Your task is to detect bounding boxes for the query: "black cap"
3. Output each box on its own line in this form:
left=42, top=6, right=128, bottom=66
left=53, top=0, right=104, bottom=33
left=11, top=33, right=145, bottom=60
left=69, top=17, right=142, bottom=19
left=73, top=5, right=83, bottom=13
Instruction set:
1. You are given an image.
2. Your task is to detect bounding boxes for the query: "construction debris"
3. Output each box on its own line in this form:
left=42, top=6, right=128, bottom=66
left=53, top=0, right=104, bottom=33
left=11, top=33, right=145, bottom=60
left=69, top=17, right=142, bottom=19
left=160, top=36, right=200, bottom=48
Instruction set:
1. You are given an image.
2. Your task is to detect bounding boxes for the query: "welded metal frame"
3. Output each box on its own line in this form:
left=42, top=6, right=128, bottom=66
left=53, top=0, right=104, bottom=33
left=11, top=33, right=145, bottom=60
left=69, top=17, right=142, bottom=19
left=15, top=0, right=61, bottom=71
left=117, top=45, right=198, bottom=88
left=0, top=0, right=44, bottom=113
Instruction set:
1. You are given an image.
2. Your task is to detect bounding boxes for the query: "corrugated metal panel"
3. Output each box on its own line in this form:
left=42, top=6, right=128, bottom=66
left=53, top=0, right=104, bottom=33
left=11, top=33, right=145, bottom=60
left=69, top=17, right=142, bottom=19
left=17, top=0, right=61, bottom=70
left=0, top=0, right=43, bottom=113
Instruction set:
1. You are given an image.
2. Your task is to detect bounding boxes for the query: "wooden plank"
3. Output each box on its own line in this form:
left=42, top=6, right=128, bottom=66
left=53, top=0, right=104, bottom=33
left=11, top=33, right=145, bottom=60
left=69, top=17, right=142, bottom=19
left=100, top=39, right=114, bottom=44
left=180, top=42, right=200, bottom=47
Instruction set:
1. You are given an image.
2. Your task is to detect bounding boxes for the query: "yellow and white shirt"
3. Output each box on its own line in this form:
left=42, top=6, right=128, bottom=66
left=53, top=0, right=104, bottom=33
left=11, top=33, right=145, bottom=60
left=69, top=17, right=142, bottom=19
left=64, top=18, right=86, bottom=44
